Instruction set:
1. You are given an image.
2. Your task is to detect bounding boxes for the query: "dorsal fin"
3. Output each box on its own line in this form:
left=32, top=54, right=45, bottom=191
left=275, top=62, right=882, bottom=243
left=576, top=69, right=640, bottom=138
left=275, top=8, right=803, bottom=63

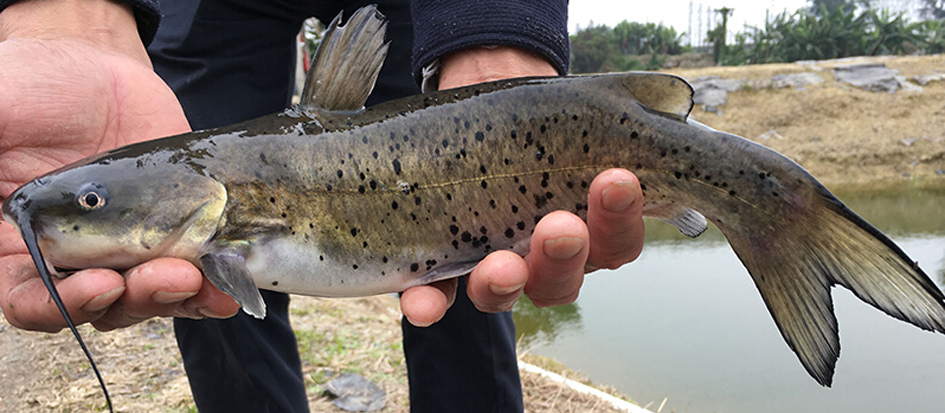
left=300, top=5, right=389, bottom=111
left=619, top=73, right=694, bottom=121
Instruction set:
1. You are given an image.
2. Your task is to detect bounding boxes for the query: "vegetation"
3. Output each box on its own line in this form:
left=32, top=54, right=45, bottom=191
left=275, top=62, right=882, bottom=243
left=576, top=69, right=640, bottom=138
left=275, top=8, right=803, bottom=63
left=569, top=0, right=945, bottom=71
left=570, top=21, right=685, bottom=73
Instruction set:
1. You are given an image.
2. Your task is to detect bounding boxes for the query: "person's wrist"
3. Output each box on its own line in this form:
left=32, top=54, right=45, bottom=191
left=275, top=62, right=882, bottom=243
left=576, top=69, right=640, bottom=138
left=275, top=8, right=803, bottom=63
left=437, top=45, right=558, bottom=90
left=0, top=0, right=149, bottom=66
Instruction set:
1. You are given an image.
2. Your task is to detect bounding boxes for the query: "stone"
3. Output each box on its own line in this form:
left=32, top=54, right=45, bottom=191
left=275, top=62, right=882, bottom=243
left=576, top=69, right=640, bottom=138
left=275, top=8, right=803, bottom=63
left=324, top=373, right=386, bottom=412
left=771, top=72, right=825, bottom=89
left=832, top=63, right=901, bottom=93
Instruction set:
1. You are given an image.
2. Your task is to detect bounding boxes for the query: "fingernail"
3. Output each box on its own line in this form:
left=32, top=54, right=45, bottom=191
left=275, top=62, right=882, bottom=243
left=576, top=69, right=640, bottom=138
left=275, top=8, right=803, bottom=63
left=543, top=237, right=585, bottom=260
left=601, top=181, right=636, bottom=212
left=81, top=286, right=126, bottom=313
left=489, top=280, right=526, bottom=296
left=152, top=290, right=198, bottom=304
left=405, top=315, right=433, bottom=328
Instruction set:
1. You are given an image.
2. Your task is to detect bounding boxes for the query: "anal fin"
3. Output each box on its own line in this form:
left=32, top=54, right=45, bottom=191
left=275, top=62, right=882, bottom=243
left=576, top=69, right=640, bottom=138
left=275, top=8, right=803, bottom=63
left=643, top=202, right=708, bottom=238
left=201, top=252, right=267, bottom=319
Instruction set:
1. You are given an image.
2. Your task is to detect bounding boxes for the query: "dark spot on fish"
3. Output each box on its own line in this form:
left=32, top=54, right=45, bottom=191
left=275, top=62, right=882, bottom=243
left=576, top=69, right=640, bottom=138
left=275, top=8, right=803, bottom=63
left=479, top=226, right=488, bottom=235
left=566, top=181, right=574, bottom=189
left=519, top=185, right=527, bottom=194
left=772, top=192, right=779, bottom=197
left=464, top=120, right=470, bottom=129
left=583, top=144, right=590, bottom=153
left=540, top=125, right=547, bottom=133
left=660, top=150, right=667, bottom=157
left=390, top=132, right=396, bottom=140
left=309, top=223, right=314, bottom=229
left=358, top=185, right=366, bottom=194
left=326, top=184, right=333, bottom=191
left=511, top=205, right=519, bottom=213
left=391, top=201, right=400, bottom=210
left=270, top=197, right=276, bottom=203
left=475, top=131, right=485, bottom=142
left=534, top=194, right=549, bottom=208
left=446, top=193, right=453, bottom=201
left=320, top=255, right=325, bottom=261
left=489, top=199, right=497, bottom=209
left=452, top=240, right=459, bottom=249
left=350, top=228, right=358, bottom=237
left=362, top=136, right=369, bottom=144
left=410, top=263, right=419, bottom=272
left=505, top=228, right=515, bottom=238
left=369, top=180, right=377, bottom=190
left=73, top=225, right=80, bottom=231
left=631, top=131, right=639, bottom=139
left=581, top=181, right=589, bottom=189
left=575, top=203, right=587, bottom=211
left=758, top=173, right=766, bottom=180
left=403, top=135, right=409, bottom=142
left=684, top=146, right=691, bottom=152
left=454, top=117, right=460, bottom=123
left=739, top=170, right=745, bottom=175
left=674, top=171, right=683, bottom=179
left=460, top=149, right=467, bottom=158
left=640, top=183, right=647, bottom=191
left=517, top=221, right=526, bottom=231
left=392, top=159, right=402, bottom=175
left=671, top=149, right=679, bottom=155
left=548, top=155, right=555, bottom=165
left=415, top=196, right=422, bottom=206
left=461, top=232, right=472, bottom=242
left=372, top=151, right=378, bottom=159
left=281, top=213, right=287, bottom=218
left=636, top=163, right=643, bottom=170
left=620, top=112, right=630, bottom=124
left=271, top=281, right=278, bottom=286
left=729, top=190, right=737, bottom=196
left=479, top=165, right=487, bottom=174
left=450, top=225, right=459, bottom=235
left=336, top=170, right=343, bottom=178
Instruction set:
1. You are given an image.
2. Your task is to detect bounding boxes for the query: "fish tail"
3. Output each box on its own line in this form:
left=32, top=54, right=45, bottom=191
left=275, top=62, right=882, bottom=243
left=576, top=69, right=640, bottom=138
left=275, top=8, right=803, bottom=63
left=720, top=183, right=945, bottom=386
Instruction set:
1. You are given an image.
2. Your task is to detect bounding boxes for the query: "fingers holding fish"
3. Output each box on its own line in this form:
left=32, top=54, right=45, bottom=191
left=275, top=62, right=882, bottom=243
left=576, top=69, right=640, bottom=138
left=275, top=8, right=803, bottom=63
left=400, top=278, right=458, bottom=327
left=90, top=258, right=240, bottom=331
left=0, top=253, right=124, bottom=332
left=585, top=169, right=645, bottom=272
left=523, top=211, right=590, bottom=307
left=466, top=250, right=529, bottom=313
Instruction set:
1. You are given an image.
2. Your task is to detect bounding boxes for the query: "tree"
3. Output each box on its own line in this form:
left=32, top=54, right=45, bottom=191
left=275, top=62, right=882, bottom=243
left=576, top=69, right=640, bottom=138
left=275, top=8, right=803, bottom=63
left=569, top=25, right=620, bottom=73
left=808, top=0, right=865, bottom=15
left=708, top=7, right=734, bottom=64
left=920, top=0, right=945, bottom=19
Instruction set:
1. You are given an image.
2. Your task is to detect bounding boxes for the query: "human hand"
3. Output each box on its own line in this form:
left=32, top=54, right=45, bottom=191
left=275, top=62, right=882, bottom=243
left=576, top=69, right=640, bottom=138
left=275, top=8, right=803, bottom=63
left=0, top=0, right=241, bottom=333
left=399, top=46, right=645, bottom=326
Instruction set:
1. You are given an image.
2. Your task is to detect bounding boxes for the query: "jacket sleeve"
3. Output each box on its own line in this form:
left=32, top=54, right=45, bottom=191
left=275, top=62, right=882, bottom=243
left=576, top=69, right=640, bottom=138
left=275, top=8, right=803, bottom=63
left=410, top=0, right=570, bottom=86
left=0, top=0, right=161, bottom=45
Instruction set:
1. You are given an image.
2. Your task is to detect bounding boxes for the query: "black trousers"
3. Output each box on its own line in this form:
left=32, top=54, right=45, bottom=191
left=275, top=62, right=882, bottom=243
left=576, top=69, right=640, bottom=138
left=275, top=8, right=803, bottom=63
left=148, top=1, right=523, bottom=412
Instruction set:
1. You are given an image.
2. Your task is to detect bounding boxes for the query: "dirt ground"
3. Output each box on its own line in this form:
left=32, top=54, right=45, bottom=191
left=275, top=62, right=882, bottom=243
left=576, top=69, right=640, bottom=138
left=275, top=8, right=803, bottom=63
left=668, top=54, right=945, bottom=189
left=1, top=54, right=943, bottom=413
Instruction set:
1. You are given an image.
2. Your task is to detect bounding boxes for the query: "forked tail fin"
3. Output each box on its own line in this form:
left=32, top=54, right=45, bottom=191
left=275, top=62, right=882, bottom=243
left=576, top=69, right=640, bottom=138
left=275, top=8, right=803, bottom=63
left=720, top=183, right=945, bottom=386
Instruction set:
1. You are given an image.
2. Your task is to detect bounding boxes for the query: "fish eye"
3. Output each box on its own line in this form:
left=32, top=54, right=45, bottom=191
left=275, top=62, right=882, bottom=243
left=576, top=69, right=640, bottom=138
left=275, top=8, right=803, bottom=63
left=76, top=183, right=109, bottom=211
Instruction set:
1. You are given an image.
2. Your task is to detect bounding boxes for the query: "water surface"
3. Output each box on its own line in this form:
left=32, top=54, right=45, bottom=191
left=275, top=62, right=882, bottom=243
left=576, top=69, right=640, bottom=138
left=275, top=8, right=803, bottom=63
left=514, top=186, right=945, bottom=413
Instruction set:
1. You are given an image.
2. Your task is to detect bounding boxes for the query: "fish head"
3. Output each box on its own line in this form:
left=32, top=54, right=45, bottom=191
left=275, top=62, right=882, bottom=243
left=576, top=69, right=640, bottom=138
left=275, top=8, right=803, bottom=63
left=2, top=160, right=227, bottom=274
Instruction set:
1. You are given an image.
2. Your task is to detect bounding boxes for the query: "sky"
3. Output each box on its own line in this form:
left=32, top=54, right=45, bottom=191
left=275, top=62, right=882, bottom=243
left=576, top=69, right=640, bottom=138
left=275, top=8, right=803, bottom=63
left=567, top=0, right=925, bottom=45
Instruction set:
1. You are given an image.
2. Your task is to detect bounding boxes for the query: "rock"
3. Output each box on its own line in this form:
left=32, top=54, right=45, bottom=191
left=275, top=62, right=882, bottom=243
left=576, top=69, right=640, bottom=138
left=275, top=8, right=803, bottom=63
left=936, top=169, right=945, bottom=175
left=758, top=130, right=784, bottom=140
left=689, top=75, right=745, bottom=92
left=324, top=373, right=385, bottom=412
left=912, top=73, right=945, bottom=86
left=895, top=76, right=923, bottom=93
left=832, top=63, right=901, bottom=93
left=770, top=72, right=825, bottom=89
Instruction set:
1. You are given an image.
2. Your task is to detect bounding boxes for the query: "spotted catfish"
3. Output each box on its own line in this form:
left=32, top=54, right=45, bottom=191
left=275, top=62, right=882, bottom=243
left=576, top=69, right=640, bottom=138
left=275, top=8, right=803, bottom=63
left=3, top=6, right=944, bottom=401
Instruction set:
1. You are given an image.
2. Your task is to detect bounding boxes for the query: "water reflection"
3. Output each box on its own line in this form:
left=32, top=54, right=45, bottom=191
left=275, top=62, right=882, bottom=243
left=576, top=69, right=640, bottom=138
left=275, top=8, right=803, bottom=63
left=513, top=185, right=945, bottom=413
left=513, top=296, right=582, bottom=349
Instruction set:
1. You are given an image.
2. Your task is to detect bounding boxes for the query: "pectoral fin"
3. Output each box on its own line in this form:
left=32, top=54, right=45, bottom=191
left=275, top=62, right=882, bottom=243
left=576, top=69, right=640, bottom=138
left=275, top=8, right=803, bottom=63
left=643, top=202, right=708, bottom=238
left=200, top=252, right=267, bottom=319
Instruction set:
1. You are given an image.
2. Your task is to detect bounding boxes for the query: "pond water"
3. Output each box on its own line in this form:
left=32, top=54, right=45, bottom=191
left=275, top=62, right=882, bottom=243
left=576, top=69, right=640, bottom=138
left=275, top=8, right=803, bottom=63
left=514, top=185, right=945, bottom=413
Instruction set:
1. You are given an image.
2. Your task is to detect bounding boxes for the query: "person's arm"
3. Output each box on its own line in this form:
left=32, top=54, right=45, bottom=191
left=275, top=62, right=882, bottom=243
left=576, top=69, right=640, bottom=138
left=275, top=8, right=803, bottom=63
left=0, top=0, right=240, bottom=332
left=398, top=1, right=646, bottom=326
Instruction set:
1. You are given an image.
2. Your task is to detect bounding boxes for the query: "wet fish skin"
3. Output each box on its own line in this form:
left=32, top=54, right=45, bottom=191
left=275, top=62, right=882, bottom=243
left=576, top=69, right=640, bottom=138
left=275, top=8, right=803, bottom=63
left=2, top=5, right=945, bottom=393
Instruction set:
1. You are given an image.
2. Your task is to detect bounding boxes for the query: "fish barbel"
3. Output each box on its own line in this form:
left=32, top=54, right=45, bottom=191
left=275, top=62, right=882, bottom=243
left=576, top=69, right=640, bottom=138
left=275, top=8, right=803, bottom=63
left=1, top=7, right=944, bottom=410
